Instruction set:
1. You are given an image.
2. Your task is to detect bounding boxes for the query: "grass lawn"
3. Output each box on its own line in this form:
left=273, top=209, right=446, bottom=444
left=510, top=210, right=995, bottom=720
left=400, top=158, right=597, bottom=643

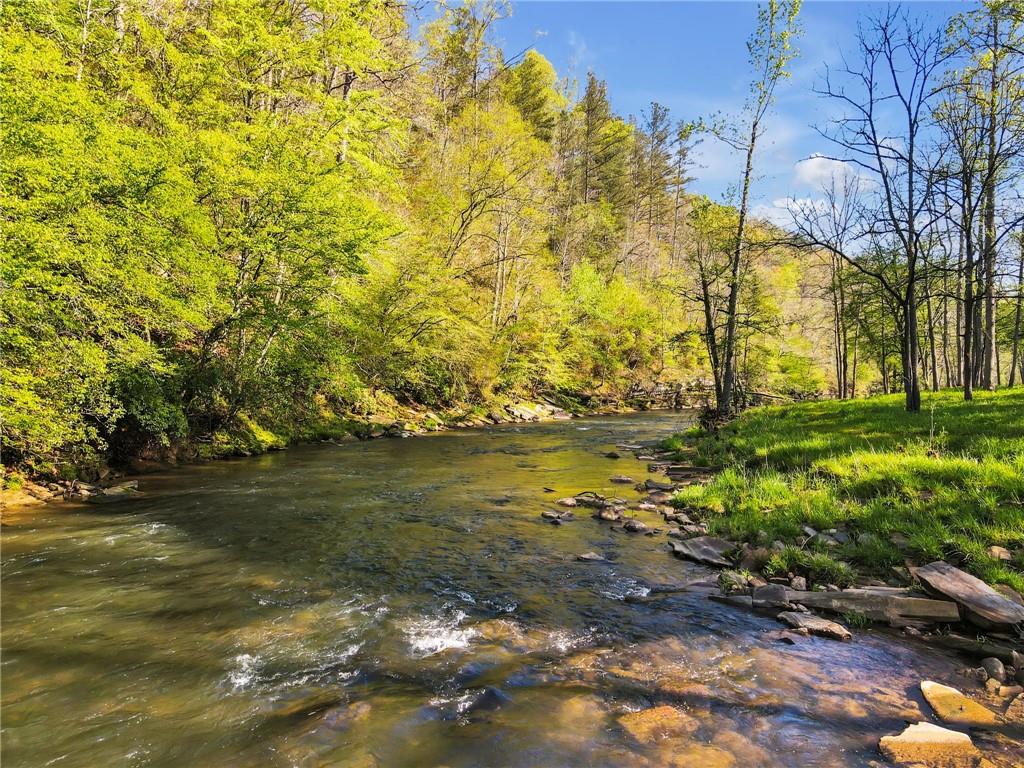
left=665, top=389, right=1024, bottom=593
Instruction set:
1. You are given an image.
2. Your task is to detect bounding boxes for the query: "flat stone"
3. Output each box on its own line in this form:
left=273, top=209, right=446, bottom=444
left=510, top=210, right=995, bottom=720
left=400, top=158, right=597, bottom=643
left=776, top=611, right=851, bottom=641
left=577, top=552, right=606, bottom=562
left=878, top=721, right=982, bottom=767
left=915, top=561, right=1024, bottom=628
left=610, top=475, right=635, bottom=484
left=670, top=536, right=734, bottom=568
left=617, top=705, right=698, bottom=744
left=920, top=681, right=999, bottom=727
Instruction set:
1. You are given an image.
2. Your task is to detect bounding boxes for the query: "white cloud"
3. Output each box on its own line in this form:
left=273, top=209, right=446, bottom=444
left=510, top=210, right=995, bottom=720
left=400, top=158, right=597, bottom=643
left=567, top=30, right=593, bottom=71
left=750, top=196, right=827, bottom=229
left=793, top=154, right=853, bottom=187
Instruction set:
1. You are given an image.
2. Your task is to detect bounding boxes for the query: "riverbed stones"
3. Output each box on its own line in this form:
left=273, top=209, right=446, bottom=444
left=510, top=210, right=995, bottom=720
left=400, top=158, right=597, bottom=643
left=878, top=722, right=983, bottom=767
left=670, top=536, right=734, bottom=568
left=915, top=561, right=1024, bottom=628
left=920, top=681, right=999, bottom=727
left=617, top=705, right=698, bottom=744
left=776, top=611, right=852, bottom=641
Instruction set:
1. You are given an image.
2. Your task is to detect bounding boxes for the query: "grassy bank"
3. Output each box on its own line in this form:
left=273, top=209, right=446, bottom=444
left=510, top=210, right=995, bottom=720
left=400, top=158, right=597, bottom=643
left=665, top=389, right=1024, bottom=593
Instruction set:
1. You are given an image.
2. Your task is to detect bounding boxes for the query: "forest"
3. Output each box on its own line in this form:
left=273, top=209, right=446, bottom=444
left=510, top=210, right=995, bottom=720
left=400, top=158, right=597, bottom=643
left=2, top=0, right=1023, bottom=479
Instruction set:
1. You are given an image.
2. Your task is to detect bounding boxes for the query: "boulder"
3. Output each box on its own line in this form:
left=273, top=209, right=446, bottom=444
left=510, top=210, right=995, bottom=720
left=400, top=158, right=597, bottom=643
left=790, top=576, right=807, bottom=591
left=752, top=584, right=790, bottom=611
left=622, top=518, right=648, bottom=533
left=670, top=536, right=735, bottom=568
left=878, top=722, right=982, bottom=767
left=915, top=561, right=1024, bottom=628
left=577, top=551, right=607, bottom=562
left=920, top=681, right=999, bottom=727
left=776, top=611, right=851, bottom=641
left=595, top=508, right=622, bottom=522
left=555, top=497, right=578, bottom=508
left=980, top=657, right=1005, bottom=683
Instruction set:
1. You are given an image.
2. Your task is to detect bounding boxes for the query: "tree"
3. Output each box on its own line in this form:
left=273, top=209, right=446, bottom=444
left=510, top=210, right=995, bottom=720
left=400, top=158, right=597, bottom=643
left=712, top=0, right=802, bottom=415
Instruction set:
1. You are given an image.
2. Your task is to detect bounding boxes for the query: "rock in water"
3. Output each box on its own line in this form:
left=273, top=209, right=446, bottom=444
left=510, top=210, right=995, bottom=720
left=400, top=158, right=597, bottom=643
left=776, top=611, right=851, bottom=641
left=86, top=481, right=140, bottom=503
left=555, top=497, right=577, bottom=507
left=878, top=722, right=982, bottom=767
left=670, top=536, right=734, bottom=568
left=617, top=705, right=698, bottom=744
left=920, top=681, right=999, bottom=728
left=610, top=475, right=635, bottom=484
left=1005, top=693, right=1024, bottom=724
left=622, top=518, right=648, bottom=533
left=577, top=552, right=606, bottom=562
left=915, top=561, right=1024, bottom=628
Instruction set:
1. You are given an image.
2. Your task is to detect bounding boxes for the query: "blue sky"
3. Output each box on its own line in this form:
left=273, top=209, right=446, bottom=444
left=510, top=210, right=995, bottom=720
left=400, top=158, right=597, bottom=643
left=439, top=1, right=967, bottom=223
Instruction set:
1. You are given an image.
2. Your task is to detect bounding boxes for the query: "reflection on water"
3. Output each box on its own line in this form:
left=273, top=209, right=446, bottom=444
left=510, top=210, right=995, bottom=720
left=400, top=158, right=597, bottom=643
left=0, top=413, right=997, bottom=766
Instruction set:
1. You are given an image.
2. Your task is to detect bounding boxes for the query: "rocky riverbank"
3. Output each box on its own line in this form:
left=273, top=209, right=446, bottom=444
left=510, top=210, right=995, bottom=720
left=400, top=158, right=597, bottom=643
left=543, top=438, right=1024, bottom=767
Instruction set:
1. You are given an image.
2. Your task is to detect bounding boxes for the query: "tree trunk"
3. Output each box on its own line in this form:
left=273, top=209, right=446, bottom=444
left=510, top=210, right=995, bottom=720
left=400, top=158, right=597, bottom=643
left=1010, top=234, right=1024, bottom=387
left=719, top=123, right=758, bottom=414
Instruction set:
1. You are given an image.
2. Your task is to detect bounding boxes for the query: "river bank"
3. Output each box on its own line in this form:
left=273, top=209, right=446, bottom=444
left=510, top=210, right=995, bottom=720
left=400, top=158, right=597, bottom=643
left=2, top=393, right=689, bottom=512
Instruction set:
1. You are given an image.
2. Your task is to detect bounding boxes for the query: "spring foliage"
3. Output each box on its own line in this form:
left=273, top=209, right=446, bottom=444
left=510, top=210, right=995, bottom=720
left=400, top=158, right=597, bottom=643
left=1, top=1, right=831, bottom=475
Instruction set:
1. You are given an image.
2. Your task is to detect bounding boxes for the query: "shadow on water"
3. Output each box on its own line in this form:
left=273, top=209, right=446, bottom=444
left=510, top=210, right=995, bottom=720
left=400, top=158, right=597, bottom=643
left=3, top=412, right=1020, bottom=766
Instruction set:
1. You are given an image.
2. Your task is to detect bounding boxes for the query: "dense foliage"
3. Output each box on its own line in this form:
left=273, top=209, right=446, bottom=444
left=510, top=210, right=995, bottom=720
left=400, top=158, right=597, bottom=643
left=2, top=1, right=835, bottom=476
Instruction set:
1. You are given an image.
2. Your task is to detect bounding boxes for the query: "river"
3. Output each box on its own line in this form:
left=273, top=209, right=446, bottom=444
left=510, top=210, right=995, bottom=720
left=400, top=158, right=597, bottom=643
left=0, top=412, right=983, bottom=766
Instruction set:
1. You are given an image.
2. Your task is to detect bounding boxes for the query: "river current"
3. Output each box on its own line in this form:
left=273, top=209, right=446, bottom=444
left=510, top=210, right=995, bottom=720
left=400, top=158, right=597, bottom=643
left=1, top=412, right=989, bottom=766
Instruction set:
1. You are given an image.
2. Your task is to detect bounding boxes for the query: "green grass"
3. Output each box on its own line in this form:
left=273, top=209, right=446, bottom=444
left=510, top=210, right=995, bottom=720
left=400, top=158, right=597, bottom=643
left=667, top=389, right=1024, bottom=593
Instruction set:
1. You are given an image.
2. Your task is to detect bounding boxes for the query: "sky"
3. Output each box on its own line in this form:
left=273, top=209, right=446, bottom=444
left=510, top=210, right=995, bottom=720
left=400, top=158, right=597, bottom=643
left=429, top=1, right=968, bottom=225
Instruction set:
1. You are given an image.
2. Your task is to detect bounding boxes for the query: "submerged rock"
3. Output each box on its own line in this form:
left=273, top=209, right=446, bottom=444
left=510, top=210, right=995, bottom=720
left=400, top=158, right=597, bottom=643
left=86, top=480, right=140, bottom=503
left=617, top=705, right=698, bottom=743
left=920, top=681, right=999, bottom=727
left=577, top=551, right=607, bottom=562
left=878, top=721, right=982, bottom=767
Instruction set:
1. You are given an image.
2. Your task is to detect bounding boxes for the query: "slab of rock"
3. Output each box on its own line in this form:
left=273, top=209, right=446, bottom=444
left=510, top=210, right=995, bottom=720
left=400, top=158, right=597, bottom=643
left=915, top=561, right=1024, bottom=628
left=618, top=705, right=698, bottom=743
left=670, top=536, right=734, bottom=568
left=644, top=479, right=676, bottom=492
left=784, top=589, right=960, bottom=624
left=920, top=681, right=999, bottom=727
left=752, top=584, right=791, bottom=610
left=878, top=722, right=982, bottom=767
left=777, top=611, right=851, bottom=641
left=610, top=475, right=635, bottom=484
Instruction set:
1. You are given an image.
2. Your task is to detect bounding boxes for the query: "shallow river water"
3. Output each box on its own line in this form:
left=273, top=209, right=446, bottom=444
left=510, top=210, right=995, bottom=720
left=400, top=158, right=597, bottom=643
left=1, top=412, right=1013, bottom=767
